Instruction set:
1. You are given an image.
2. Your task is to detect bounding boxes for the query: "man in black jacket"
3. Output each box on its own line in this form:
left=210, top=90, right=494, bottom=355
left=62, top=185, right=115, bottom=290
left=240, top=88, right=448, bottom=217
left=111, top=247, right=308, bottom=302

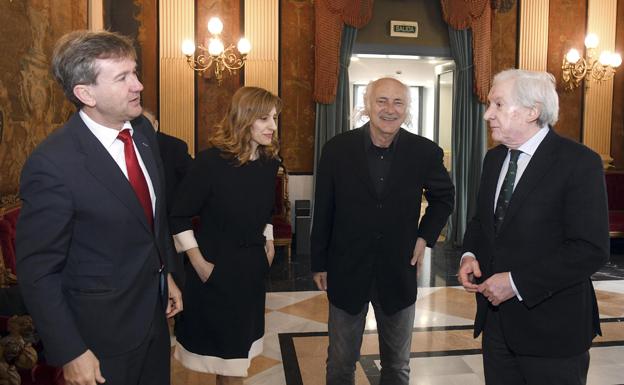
left=144, top=109, right=192, bottom=289
left=311, top=77, right=454, bottom=385
left=143, top=110, right=192, bottom=214
left=459, top=69, right=609, bottom=384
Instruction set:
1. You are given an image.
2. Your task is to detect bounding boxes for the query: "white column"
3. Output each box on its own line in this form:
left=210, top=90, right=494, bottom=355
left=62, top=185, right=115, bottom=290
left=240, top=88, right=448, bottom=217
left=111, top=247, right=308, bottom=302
left=244, top=0, right=279, bottom=94
left=88, top=0, right=104, bottom=30
left=583, top=0, right=617, bottom=167
left=159, top=0, right=195, bottom=155
left=518, top=0, right=549, bottom=71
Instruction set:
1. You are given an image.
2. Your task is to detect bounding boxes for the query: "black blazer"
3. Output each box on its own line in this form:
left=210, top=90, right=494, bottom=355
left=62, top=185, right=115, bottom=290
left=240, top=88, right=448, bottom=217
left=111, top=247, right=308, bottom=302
left=462, top=129, right=609, bottom=357
left=156, top=132, right=192, bottom=214
left=311, top=126, right=454, bottom=315
left=16, top=113, right=175, bottom=366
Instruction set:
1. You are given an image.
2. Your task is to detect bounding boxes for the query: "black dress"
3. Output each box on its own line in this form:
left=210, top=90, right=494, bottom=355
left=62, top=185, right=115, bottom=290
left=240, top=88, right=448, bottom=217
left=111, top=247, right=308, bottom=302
left=170, top=147, right=279, bottom=376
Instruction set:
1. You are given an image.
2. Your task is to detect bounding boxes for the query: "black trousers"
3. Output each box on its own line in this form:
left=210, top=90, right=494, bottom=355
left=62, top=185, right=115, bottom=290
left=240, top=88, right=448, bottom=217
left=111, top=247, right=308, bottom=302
left=482, top=307, right=589, bottom=385
left=99, top=300, right=171, bottom=385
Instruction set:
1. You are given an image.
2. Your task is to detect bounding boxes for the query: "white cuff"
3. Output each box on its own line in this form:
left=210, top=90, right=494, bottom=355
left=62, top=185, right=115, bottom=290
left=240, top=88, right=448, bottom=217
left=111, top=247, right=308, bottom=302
left=263, top=224, right=274, bottom=241
left=173, top=230, right=199, bottom=253
left=509, top=272, right=523, bottom=301
left=459, top=252, right=476, bottom=266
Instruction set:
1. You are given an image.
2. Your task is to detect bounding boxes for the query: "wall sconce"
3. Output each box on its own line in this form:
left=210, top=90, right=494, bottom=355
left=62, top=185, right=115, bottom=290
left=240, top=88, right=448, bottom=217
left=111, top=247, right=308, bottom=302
left=181, top=17, right=251, bottom=85
left=561, top=33, right=622, bottom=91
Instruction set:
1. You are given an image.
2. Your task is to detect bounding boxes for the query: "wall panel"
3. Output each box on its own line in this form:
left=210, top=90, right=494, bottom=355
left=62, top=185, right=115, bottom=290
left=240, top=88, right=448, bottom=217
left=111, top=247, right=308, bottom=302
left=583, top=0, right=617, bottom=165
left=518, top=0, right=549, bottom=71
left=196, top=0, right=243, bottom=152
left=548, top=0, right=586, bottom=142
left=0, top=1, right=87, bottom=196
left=611, top=0, right=624, bottom=169
left=244, top=0, right=279, bottom=94
left=159, top=0, right=195, bottom=154
left=279, top=0, right=315, bottom=173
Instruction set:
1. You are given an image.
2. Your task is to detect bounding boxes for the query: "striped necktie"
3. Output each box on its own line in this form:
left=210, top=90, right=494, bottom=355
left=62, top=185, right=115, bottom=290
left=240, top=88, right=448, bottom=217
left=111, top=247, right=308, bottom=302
left=494, top=149, right=522, bottom=233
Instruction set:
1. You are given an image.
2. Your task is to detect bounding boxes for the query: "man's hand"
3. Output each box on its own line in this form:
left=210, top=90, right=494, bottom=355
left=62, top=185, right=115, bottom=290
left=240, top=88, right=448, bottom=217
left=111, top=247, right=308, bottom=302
left=478, top=272, right=515, bottom=306
left=458, top=255, right=481, bottom=292
left=166, top=273, right=183, bottom=318
left=265, top=240, right=275, bottom=266
left=410, top=237, right=427, bottom=276
left=313, top=272, right=328, bottom=291
left=63, top=349, right=105, bottom=385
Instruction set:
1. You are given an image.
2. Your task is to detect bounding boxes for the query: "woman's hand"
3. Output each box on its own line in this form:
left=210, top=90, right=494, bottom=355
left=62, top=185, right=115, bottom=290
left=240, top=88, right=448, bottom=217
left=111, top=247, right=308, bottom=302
left=186, top=247, right=215, bottom=283
left=265, top=240, right=275, bottom=266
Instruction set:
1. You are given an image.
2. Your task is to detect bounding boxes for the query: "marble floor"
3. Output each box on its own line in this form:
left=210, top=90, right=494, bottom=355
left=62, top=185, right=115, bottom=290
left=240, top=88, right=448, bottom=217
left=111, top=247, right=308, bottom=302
left=171, top=241, right=624, bottom=385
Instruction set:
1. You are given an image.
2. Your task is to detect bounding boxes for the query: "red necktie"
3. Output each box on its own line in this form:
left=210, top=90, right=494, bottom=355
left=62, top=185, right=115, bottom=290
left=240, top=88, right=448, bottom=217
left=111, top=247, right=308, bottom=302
left=118, top=129, right=154, bottom=230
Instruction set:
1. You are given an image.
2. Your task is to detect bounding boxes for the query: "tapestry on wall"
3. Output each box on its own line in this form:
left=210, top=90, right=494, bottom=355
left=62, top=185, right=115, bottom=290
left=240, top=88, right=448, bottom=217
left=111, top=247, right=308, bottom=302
left=104, top=0, right=158, bottom=115
left=0, top=1, right=87, bottom=199
left=280, top=0, right=315, bottom=174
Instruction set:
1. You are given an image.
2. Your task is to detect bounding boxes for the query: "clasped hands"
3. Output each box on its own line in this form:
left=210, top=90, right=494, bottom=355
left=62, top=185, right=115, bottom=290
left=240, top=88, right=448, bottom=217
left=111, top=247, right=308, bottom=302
left=457, top=256, right=515, bottom=306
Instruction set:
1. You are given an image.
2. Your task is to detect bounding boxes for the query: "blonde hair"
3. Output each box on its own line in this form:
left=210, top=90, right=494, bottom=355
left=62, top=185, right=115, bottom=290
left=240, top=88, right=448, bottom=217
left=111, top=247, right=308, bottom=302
left=209, top=87, right=282, bottom=165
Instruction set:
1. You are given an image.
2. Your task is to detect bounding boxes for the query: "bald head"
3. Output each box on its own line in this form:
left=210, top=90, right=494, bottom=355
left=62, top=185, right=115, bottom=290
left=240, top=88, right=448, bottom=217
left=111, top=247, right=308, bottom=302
left=363, top=77, right=410, bottom=147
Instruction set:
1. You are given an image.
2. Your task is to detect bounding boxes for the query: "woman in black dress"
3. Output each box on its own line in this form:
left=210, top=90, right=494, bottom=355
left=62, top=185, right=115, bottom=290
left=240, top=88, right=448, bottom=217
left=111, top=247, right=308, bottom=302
left=170, top=86, right=281, bottom=385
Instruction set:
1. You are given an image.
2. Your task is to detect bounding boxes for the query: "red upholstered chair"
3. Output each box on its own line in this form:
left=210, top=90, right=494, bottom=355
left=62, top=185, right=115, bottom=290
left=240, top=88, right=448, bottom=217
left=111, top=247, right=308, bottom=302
left=272, top=165, right=293, bottom=262
left=606, top=170, right=624, bottom=238
left=0, top=203, right=20, bottom=275
left=0, top=198, right=64, bottom=384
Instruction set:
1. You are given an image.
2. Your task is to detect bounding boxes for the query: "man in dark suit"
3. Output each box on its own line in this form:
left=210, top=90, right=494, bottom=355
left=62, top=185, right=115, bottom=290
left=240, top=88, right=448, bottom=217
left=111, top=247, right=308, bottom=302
left=459, top=69, right=609, bottom=385
left=311, top=77, right=454, bottom=385
left=143, top=109, right=192, bottom=288
left=142, top=110, right=192, bottom=214
left=16, top=30, right=182, bottom=385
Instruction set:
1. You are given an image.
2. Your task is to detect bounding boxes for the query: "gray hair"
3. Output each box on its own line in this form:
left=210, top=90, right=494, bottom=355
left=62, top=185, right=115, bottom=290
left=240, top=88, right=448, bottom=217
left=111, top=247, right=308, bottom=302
left=353, top=77, right=412, bottom=127
left=51, top=30, right=137, bottom=107
left=493, top=69, right=559, bottom=127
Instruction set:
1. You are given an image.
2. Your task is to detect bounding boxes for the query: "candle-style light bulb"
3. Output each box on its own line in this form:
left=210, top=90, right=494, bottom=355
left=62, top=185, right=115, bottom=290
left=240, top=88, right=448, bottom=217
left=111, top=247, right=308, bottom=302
left=208, top=38, right=224, bottom=56
left=565, top=49, right=581, bottom=64
left=207, top=17, right=223, bottom=35
left=584, top=33, right=599, bottom=49
left=181, top=40, right=196, bottom=56
left=599, top=51, right=612, bottom=66
left=237, top=38, right=251, bottom=55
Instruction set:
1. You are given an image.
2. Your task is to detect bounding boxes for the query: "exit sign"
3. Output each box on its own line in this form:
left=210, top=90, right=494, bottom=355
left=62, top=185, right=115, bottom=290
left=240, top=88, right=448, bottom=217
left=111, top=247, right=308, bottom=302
left=390, top=20, right=418, bottom=38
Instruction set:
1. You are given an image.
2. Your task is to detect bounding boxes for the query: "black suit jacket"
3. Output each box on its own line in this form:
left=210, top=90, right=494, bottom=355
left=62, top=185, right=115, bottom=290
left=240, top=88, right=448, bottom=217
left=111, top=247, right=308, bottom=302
left=156, top=132, right=192, bottom=214
left=311, top=126, right=454, bottom=315
left=462, top=129, right=609, bottom=357
left=16, top=113, right=175, bottom=366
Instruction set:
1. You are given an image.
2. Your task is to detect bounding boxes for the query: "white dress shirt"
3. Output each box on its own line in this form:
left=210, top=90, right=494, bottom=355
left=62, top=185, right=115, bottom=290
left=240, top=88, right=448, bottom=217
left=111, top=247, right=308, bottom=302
left=462, top=126, right=549, bottom=300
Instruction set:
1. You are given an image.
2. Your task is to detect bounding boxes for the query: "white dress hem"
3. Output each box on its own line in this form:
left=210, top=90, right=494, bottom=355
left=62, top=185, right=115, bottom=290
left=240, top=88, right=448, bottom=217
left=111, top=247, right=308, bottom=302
left=174, top=337, right=264, bottom=377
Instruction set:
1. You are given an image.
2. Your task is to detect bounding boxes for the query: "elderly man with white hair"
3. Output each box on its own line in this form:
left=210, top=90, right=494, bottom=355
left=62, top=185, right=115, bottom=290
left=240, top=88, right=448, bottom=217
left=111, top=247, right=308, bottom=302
left=311, top=77, right=454, bottom=385
left=459, top=69, right=609, bottom=385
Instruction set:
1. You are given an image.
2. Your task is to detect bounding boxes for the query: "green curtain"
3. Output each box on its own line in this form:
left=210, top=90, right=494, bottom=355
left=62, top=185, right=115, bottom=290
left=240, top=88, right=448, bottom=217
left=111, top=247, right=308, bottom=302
left=448, top=26, right=487, bottom=245
left=313, top=25, right=358, bottom=175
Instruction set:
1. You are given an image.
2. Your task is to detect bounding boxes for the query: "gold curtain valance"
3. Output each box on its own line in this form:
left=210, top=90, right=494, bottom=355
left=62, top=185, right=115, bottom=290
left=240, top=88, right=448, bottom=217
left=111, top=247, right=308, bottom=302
left=441, top=0, right=493, bottom=103
left=314, top=0, right=374, bottom=104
